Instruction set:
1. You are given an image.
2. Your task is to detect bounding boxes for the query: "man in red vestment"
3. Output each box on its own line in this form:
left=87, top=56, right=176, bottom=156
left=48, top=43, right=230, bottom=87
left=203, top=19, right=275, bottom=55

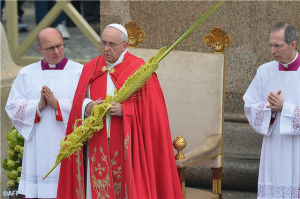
left=57, top=24, right=183, bottom=199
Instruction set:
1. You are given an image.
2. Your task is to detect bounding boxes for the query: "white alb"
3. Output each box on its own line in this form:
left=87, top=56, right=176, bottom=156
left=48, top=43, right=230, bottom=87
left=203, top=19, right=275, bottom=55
left=5, top=60, right=83, bottom=198
left=244, top=60, right=300, bottom=199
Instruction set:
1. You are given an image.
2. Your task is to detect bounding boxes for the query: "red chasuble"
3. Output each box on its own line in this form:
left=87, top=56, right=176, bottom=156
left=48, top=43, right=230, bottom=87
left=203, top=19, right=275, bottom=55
left=57, top=52, right=183, bottom=199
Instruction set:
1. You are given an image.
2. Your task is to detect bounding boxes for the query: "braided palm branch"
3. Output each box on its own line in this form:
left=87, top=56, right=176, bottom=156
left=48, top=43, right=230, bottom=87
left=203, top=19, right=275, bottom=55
left=43, top=0, right=225, bottom=180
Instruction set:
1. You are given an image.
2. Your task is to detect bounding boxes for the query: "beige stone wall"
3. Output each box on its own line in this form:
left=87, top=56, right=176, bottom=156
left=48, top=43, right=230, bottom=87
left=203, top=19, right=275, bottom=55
left=101, top=1, right=300, bottom=114
left=1, top=22, right=21, bottom=194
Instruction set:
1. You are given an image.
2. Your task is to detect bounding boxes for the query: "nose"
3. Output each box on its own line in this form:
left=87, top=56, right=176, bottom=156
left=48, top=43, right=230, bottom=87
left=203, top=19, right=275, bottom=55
left=104, top=45, right=109, bottom=51
left=270, top=47, right=277, bottom=54
left=53, top=47, right=60, bottom=53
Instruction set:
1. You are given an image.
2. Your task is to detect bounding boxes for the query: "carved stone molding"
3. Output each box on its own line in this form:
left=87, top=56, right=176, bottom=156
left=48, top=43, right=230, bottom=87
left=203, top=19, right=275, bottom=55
left=203, top=27, right=231, bottom=53
left=125, top=21, right=145, bottom=48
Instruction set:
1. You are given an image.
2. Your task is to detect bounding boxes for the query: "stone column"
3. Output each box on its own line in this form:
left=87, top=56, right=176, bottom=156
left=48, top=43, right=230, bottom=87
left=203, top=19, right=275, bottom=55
left=100, top=0, right=132, bottom=32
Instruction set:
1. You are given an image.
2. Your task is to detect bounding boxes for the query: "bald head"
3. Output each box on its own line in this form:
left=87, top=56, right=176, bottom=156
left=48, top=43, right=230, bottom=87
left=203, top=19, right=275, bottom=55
left=37, top=28, right=63, bottom=47
left=37, top=27, right=65, bottom=65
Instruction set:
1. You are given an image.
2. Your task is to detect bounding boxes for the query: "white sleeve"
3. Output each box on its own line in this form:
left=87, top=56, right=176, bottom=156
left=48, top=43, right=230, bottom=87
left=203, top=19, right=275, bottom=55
left=5, top=72, right=37, bottom=141
left=280, top=102, right=300, bottom=135
left=82, top=84, right=92, bottom=119
left=57, top=99, right=73, bottom=127
left=36, top=104, right=43, bottom=117
left=243, top=69, right=274, bottom=136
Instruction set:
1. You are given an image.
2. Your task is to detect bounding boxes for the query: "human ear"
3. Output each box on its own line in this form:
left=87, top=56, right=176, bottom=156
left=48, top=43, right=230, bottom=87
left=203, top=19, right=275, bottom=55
left=290, top=41, right=297, bottom=50
left=37, top=46, right=43, bottom=54
left=123, top=42, right=129, bottom=50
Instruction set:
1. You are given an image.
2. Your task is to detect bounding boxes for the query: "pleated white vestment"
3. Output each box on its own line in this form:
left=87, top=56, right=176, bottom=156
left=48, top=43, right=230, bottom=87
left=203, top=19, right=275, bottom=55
left=243, top=58, right=300, bottom=199
left=5, top=60, right=83, bottom=198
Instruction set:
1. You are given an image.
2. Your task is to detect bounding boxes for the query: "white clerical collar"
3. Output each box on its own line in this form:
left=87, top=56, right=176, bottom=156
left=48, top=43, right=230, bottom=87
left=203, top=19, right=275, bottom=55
left=49, top=64, right=56, bottom=68
left=44, top=59, right=56, bottom=68
left=106, top=49, right=128, bottom=69
left=281, top=51, right=298, bottom=68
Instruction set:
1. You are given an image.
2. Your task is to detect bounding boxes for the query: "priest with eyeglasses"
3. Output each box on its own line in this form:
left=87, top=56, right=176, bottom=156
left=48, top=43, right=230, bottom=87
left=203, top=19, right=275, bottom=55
left=244, top=22, right=300, bottom=199
left=5, top=27, right=83, bottom=199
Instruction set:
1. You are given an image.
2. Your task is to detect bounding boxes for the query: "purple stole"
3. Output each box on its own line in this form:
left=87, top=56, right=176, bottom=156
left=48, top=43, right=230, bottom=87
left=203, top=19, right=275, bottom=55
left=279, top=53, right=300, bottom=71
left=41, top=57, right=68, bottom=70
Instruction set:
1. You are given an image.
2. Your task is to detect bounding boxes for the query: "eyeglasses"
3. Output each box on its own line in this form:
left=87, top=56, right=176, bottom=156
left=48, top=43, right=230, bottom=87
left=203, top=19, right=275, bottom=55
left=99, top=41, right=125, bottom=49
left=39, top=43, right=65, bottom=52
left=268, top=43, right=288, bottom=50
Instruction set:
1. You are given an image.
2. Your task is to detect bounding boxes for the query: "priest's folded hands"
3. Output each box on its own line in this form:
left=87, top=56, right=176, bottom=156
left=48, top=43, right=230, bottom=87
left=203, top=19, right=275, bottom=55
left=41, top=85, right=58, bottom=110
left=266, top=90, right=284, bottom=112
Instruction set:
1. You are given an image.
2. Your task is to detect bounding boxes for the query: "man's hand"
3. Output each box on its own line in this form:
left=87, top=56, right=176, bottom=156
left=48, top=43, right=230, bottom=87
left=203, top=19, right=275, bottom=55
left=38, top=88, right=47, bottom=111
left=42, top=86, right=58, bottom=109
left=85, top=98, right=104, bottom=115
left=109, top=102, right=123, bottom=117
left=266, top=90, right=284, bottom=112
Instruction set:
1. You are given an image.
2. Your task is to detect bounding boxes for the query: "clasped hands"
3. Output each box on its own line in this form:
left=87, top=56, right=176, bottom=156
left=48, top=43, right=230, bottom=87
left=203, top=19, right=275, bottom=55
left=38, top=86, right=58, bottom=111
left=266, top=90, right=284, bottom=112
left=85, top=97, right=122, bottom=117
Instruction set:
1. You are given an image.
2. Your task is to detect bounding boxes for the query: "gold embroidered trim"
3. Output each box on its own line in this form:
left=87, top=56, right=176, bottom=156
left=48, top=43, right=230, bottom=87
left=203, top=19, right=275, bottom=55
left=76, top=152, right=84, bottom=199
left=110, top=150, right=121, bottom=198
left=124, top=135, right=130, bottom=160
left=114, top=182, right=121, bottom=198
left=80, top=56, right=101, bottom=122
left=91, top=147, right=111, bottom=198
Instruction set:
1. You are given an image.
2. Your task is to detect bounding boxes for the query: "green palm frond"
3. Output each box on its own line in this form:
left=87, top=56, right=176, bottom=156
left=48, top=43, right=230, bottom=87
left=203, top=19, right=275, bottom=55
left=43, top=0, right=225, bottom=180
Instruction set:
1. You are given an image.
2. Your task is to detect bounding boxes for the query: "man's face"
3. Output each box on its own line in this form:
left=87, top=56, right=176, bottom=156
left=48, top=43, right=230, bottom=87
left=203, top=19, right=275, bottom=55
left=37, top=29, right=64, bottom=65
left=101, top=27, right=128, bottom=63
left=269, top=28, right=296, bottom=64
